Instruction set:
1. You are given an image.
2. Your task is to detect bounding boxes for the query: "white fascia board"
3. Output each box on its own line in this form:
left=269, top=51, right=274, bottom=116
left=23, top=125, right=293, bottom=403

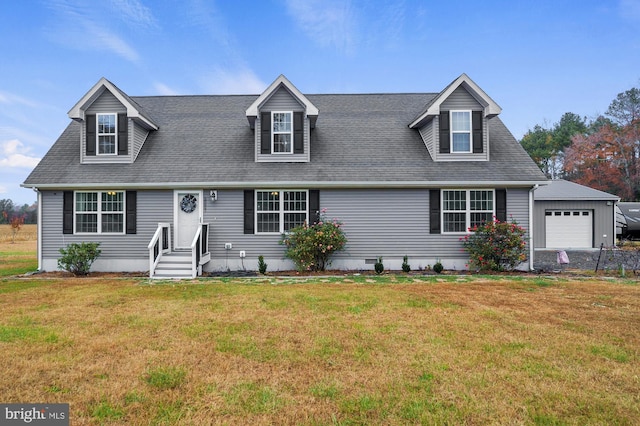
left=67, top=77, right=158, bottom=130
left=409, top=73, right=502, bottom=128
left=245, top=74, right=319, bottom=118
left=22, top=180, right=550, bottom=190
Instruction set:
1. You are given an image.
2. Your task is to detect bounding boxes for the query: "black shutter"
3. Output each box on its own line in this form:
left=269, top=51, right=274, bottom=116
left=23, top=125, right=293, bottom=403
left=429, top=189, right=441, bottom=234
left=118, top=114, right=128, bottom=156
left=495, top=189, right=507, bottom=222
left=63, top=191, right=74, bottom=234
left=86, top=115, right=96, bottom=156
left=472, top=111, right=483, bottom=153
left=244, top=190, right=255, bottom=234
left=439, top=112, right=450, bottom=154
left=260, top=112, right=271, bottom=154
left=126, top=191, right=137, bottom=234
left=309, top=190, right=320, bottom=224
left=294, top=112, right=304, bottom=154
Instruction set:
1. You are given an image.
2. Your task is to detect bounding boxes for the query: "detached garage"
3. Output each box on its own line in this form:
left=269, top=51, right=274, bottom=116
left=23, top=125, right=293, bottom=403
left=534, top=180, right=619, bottom=249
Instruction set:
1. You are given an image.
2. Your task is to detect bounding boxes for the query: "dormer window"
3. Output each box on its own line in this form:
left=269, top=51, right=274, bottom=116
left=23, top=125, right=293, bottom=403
left=97, top=113, right=117, bottom=155
left=272, top=111, right=293, bottom=154
left=451, top=110, right=471, bottom=153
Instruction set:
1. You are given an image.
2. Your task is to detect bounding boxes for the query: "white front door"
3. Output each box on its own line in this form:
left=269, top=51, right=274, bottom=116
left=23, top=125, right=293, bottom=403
left=175, top=190, right=202, bottom=249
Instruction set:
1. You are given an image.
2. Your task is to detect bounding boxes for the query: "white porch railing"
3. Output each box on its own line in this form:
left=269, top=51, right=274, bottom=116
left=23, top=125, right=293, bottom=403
left=148, top=222, right=171, bottom=277
left=190, top=223, right=210, bottom=277
left=148, top=222, right=210, bottom=278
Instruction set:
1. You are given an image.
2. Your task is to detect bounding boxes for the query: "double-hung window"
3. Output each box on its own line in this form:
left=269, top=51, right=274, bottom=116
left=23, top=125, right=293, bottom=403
left=442, top=190, right=494, bottom=233
left=450, top=110, right=472, bottom=153
left=272, top=112, right=293, bottom=154
left=256, top=190, right=307, bottom=233
left=97, top=113, right=117, bottom=155
left=75, top=191, right=124, bottom=233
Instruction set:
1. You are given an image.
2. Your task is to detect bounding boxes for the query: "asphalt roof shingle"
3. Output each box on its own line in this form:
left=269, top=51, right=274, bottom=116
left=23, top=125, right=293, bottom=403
left=24, top=92, right=547, bottom=188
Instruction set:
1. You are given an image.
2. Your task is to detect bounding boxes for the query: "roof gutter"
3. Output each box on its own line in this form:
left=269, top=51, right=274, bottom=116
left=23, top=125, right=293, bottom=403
left=21, top=180, right=551, bottom=191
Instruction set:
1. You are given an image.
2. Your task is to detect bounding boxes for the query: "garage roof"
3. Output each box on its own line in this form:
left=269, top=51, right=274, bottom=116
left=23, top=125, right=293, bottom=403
left=534, top=180, right=619, bottom=201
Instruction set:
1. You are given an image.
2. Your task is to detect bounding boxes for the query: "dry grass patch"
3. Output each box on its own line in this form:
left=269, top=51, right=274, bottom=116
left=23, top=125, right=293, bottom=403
left=0, top=228, right=37, bottom=276
left=0, top=274, right=638, bottom=424
left=1, top=239, right=638, bottom=423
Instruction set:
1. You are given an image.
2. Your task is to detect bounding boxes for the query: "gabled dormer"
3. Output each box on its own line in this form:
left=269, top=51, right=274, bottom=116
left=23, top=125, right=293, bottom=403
left=68, top=78, right=158, bottom=164
left=409, top=74, right=501, bottom=162
left=246, top=75, right=318, bottom=163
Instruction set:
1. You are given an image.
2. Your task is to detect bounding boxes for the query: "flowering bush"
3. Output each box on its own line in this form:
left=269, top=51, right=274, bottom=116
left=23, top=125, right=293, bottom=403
left=460, top=219, right=527, bottom=272
left=280, top=209, right=347, bottom=272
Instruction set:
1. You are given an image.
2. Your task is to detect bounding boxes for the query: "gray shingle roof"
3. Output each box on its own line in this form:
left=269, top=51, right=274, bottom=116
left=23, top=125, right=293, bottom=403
left=534, top=179, right=619, bottom=201
left=24, top=92, right=547, bottom=188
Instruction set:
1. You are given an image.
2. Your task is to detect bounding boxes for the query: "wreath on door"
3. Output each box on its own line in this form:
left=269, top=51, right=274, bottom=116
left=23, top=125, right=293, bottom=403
left=180, top=194, right=197, bottom=213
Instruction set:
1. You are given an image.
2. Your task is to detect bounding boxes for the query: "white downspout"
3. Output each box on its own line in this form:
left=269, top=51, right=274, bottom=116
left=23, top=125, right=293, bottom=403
left=35, top=188, right=42, bottom=271
left=529, top=184, right=539, bottom=271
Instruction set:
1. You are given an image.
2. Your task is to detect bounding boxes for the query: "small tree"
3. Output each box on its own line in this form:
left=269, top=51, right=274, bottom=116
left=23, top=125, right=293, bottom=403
left=3, top=211, right=25, bottom=243
left=258, top=255, right=268, bottom=274
left=402, top=255, right=411, bottom=273
left=461, top=219, right=527, bottom=272
left=58, top=242, right=101, bottom=276
left=280, top=209, right=347, bottom=272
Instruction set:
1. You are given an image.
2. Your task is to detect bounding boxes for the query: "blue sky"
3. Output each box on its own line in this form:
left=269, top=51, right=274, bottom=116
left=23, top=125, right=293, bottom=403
left=1, top=0, right=639, bottom=205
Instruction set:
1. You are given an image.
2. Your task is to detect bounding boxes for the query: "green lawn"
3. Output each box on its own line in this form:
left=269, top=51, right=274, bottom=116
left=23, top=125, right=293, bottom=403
left=0, top=273, right=638, bottom=425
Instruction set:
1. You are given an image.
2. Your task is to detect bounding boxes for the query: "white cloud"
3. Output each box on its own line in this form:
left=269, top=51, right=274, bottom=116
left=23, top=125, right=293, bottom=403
left=44, top=0, right=144, bottom=63
left=0, top=91, right=40, bottom=108
left=200, top=68, right=267, bottom=94
left=0, top=140, right=41, bottom=169
left=284, top=0, right=357, bottom=54
left=85, top=25, right=140, bottom=63
left=109, top=0, right=157, bottom=29
left=154, top=82, right=182, bottom=96
left=0, top=184, right=6, bottom=195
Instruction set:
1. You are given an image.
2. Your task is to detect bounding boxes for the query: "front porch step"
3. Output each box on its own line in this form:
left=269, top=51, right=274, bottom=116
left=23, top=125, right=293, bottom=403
left=152, top=252, right=194, bottom=279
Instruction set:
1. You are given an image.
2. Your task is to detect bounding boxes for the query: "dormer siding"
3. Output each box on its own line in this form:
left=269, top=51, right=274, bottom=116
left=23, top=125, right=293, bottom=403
left=418, top=85, right=490, bottom=162
left=256, top=86, right=310, bottom=163
left=82, top=91, right=130, bottom=164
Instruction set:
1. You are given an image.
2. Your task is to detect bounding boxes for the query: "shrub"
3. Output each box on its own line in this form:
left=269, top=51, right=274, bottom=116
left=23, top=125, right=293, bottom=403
left=58, top=242, right=101, bottom=276
left=258, top=255, right=268, bottom=274
left=460, top=219, right=527, bottom=271
left=433, top=261, right=444, bottom=274
left=402, top=255, right=411, bottom=273
left=280, top=209, right=347, bottom=272
left=374, top=257, right=384, bottom=274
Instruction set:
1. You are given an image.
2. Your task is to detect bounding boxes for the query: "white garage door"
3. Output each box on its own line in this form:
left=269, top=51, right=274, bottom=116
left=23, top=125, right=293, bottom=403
left=545, top=210, right=592, bottom=249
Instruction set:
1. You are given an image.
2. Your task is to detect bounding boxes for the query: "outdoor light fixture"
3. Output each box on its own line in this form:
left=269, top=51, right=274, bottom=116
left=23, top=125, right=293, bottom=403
left=210, top=190, right=218, bottom=202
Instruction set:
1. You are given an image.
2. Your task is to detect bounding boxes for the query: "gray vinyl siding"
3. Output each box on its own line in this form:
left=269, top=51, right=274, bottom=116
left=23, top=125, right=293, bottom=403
left=418, top=119, right=435, bottom=158
left=440, top=86, right=483, bottom=110
left=256, top=86, right=310, bottom=163
left=203, top=188, right=530, bottom=269
left=82, top=90, right=131, bottom=164
left=40, top=190, right=173, bottom=265
left=261, top=87, right=305, bottom=112
left=436, top=86, right=489, bottom=162
left=132, top=122, right=149, bottom=160
left=203, top=190, right=285, bottom=261
left=533, top=200, right=615, bottom=248
left=86, top=90, right=127, bottom=113
left=40, top=187, right=533, bottom=271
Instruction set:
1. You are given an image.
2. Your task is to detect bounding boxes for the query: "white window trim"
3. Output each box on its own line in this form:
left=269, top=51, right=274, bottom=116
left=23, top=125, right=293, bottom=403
left=450, top=110, right=472, bottom=153
left=255, top=189, right=309, bottom=234
left=97, top=113, right=118, bottom=156
left=74, top=190, right=125, bottom=235
left=441, top=189, right=494, bottom=234
left=271, top=111, right=293, bottom=154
